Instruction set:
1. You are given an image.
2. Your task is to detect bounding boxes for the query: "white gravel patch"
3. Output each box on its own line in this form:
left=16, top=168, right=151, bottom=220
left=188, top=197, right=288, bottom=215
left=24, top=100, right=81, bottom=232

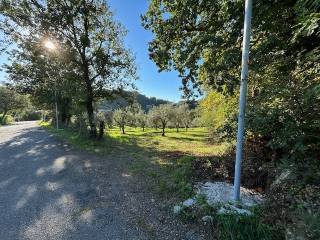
left=174, top=181, right=264, bottom=216
left=197, top=181, right=264, bottom=207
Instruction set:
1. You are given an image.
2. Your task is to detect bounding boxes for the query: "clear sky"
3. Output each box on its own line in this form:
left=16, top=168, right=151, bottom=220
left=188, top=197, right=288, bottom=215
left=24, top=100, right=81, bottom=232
left=0, top=0, right=183, bottom=102
left=108, top=0, right=183, bottom=102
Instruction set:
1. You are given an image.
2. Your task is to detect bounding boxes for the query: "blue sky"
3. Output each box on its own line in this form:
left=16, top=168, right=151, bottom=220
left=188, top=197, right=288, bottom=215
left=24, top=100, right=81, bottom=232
left=0, top=0, right=183, bottom=102
left=108, top=0, right=183, bottom=102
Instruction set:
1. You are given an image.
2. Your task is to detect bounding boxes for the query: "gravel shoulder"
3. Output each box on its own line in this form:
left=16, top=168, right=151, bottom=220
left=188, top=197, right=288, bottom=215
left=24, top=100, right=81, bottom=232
left=0, top=122, right=203, bottom=240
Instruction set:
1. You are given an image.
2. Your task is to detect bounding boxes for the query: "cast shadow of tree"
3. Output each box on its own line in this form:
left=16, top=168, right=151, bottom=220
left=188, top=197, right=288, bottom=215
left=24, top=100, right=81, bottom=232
left=0, top=125, right=148, bottom=239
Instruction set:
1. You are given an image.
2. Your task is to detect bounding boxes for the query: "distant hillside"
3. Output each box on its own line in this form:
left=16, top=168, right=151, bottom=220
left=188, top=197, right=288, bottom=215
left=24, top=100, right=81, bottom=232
left=98, top=91, right=171, bottom=112
left=135, top=92, right=170, bottom=111
left=176, top=99, right=199, bottom=110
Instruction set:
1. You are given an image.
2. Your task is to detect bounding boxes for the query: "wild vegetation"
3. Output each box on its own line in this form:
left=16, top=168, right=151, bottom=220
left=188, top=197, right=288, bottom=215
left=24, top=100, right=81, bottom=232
left=141, top=0, right=320, bottom=238
left=0, top=0, right=319, bottom=239
left=0, top=86, right=41, bottom=125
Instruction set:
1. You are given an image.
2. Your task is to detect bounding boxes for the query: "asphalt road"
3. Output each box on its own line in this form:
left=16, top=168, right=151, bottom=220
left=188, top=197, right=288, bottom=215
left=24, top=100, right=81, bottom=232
left=0, top=121, right=146, bottom=240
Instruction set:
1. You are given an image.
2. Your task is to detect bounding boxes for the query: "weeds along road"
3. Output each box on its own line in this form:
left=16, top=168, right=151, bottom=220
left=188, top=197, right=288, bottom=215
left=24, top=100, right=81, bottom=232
left=0, top=121, right=203, bottom=240
left=0, top=121, right=147, bottom=240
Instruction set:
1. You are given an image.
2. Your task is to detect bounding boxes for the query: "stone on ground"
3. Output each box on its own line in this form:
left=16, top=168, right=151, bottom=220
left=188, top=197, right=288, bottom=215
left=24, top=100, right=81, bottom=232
left=174, top=181, right=264, bottom=217
left=197, top=181, right=263, bottom=207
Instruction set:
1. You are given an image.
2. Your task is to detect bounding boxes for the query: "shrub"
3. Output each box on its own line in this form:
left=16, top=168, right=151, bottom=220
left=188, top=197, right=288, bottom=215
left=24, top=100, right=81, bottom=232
left=1, top=115, right=13, bottom=125
left=21, top=111, right=42, bottom=121
left=198, top=90, right=238, bottom=141
left=265, top=168, right=320, bottom=240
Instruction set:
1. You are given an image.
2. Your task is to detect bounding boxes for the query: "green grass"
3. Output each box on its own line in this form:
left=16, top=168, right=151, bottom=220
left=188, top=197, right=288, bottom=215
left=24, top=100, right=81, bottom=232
left=41, top=122, right=229, bottom=199
left=216, top=213, right=282, bottom=240
left=42, top=122, right=228, bottom=158
left=106, top=126, right=229, bottom=199
left=41, top=122, right=283, bottom=239
left=107, top=126, right=228, bottom=156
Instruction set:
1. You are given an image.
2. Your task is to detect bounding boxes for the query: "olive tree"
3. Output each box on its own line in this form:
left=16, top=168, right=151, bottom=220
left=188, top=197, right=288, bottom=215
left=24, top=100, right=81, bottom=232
left=170, top=103, right=194, bottom=132
left=127, top=102, right=141, bottom=127
left=113, top=107, right=131, bottom=134
left=170, top=105, right=183, bottom=132
left=136, top=110, right=148, bottom=132
left=148, top=109, right=160, bottom=130
left=180, top=104, right=193, bottom=131
left=149, top=104, right=173, bottom=136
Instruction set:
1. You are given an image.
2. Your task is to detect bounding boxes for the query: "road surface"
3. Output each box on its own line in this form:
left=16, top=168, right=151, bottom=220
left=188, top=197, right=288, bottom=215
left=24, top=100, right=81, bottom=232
left=0, top=121, right=147, bottom=240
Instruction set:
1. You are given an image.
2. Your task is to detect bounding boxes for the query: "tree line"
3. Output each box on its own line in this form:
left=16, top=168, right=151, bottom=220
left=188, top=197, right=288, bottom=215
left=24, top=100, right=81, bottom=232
left=0, top=0, right=137, bottom=138
left=110, top=102, right=194, bottom=136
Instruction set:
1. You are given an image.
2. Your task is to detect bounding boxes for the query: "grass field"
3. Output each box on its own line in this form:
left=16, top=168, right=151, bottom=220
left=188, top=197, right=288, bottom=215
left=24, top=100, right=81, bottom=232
left=42, top=123, right=281, bottom=239
left=42, top=122, right=230, bottom=200
left=108, top=127, right=228, bottom=156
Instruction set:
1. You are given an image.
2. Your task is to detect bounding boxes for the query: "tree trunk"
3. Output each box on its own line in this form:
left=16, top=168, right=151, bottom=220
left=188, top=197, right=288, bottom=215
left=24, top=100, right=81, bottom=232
left=98, top=120, right=105, bottom=140
left=122, top=126, right=125, bottom=134
left=83, top=61, right=97, bottom=138
left=86, top=90, right=96, bottom=137
left=60, top=98, right=71, bottom=127
left=66, top=115, right=71, bottom=127
left=176, top=126, right=179, bottom=132
left=142, top=126, right=145, bottom=132
left=162, top=124, right=165, bottom=136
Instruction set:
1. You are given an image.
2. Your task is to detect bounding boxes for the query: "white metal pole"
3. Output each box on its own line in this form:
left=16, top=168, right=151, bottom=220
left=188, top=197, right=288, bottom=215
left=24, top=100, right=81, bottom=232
left=54, top=80, right=59, bottom=129
left=233, top=0, right=253, bottom=201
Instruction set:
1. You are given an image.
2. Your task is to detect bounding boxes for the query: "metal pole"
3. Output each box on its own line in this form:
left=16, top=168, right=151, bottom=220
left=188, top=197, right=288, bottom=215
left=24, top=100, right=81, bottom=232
left=54, top=80, right=59, bottom=129
left=233, top=0, right=253, bottom=201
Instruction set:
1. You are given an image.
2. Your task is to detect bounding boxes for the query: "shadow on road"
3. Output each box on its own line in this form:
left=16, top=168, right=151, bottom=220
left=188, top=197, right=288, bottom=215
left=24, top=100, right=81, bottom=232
left=0, top=123, right=145, bottom=240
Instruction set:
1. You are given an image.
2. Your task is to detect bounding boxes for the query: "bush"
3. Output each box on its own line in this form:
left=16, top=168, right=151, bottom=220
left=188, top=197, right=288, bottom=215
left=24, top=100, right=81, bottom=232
left=198, top=90, right=238, bottom=141
left=21, top=111, right=42, bottom=121
left=1, top=115, right=13, bottom=125
left=265, top=167, right=320, bottom=240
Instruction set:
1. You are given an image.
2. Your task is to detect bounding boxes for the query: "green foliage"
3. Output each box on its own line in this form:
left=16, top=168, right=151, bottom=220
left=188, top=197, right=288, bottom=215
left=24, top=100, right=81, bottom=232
left=143, top=1, right=320, bottom=238
left=199, top=90, right=238, bottom=141
left=175, top=196, right=282, bottom=239
left=43, top=123, right=225, bottom=199
left=296, top=210, right=320, bottom=239
left=0, top=115, right=13, bottom=125
left=0, top=86, right=27, bottom=124
left=142, top=0, right=302, bottom=96
left=172, top=103, right=193, bottom=131
left=113, top=107, right=131, bottom=134
left=20, top=111, right=42, bottom=121
left=148, top=103, right=174, bottom=136
left=134, top=92, right=170, bottom=110
left=216, top=214, right=282, bottom=240
left=135, top=110, right=148, bottom=131
left=1, top=0, right=137, bottom=137
left=143, top=0, right=320, bottom=162
left=266, top=173, right=320, bottom=240
left=98, top=91, right=171, bottom=112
